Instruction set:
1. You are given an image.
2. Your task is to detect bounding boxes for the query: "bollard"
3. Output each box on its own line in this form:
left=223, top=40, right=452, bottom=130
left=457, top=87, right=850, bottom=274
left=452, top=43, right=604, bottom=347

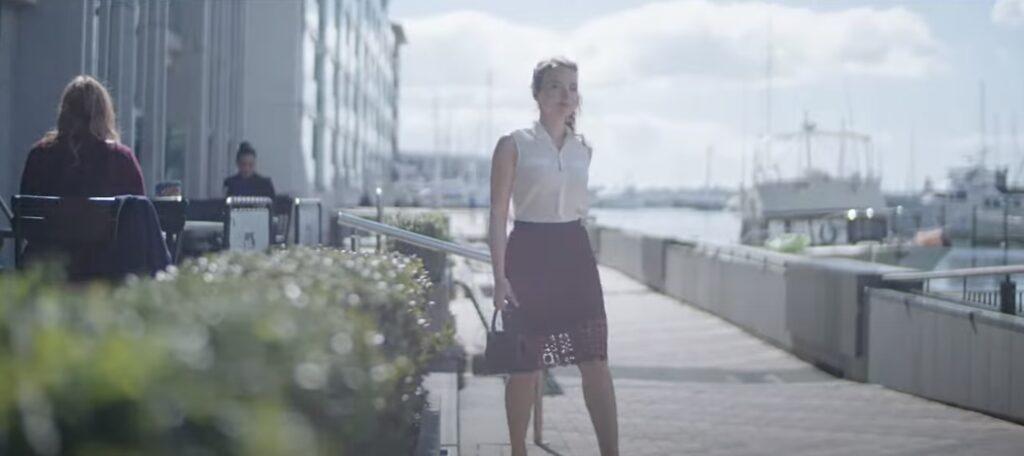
left=1000, top=277, right=1017, bottom=315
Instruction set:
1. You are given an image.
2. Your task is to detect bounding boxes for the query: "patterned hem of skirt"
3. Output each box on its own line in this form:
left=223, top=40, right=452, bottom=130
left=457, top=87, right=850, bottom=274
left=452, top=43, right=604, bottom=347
left=508, top=317, right=608, bottom=372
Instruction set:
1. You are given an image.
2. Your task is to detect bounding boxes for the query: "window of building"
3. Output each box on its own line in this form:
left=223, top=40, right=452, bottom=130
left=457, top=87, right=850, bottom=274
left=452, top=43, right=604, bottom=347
left=324, top=0, right=337, bottom=53
left=323, top=59, right=336, bottom=125
left=304, top=0, right=319, bottom=34
left=301, top=114, right=316, bottom=183
left=302, top=34, right=317, bottom=111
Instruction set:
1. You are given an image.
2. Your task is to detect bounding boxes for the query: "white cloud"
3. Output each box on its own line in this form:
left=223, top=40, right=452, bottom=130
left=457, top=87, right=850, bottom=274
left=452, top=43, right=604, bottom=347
left=402, top=1, right=940, bottom=88
left=572, top=1, right=938, bottom=85
left=399, top=11, right=561, bottom=88
left=581, top=114, right=749, bottom=190
left=993, top=0, right=1024, bottom=27
left=397, top=1, right=943, bottom=188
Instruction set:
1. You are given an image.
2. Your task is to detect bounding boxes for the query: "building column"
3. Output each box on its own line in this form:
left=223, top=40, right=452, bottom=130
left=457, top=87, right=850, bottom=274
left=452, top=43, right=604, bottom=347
left=229, top=0, right=245, bottom=156
left=206, top=0, right=224, bottom=196
left=138, top=0, right=169, bottom=191
left=154, top=0, right=168, bottom=188
left=206, top=0, right=242, bottom=196
left=100, top=0, right=139, bottom=151
left=178, top=0, right=212, bottom=198
left=0, top=3, right=16, bottom=206
left=81, top=0, right=99, bottom=75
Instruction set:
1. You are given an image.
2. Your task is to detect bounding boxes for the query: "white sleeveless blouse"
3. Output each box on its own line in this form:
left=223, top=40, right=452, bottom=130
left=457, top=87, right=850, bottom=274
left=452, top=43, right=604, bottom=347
left=509, top=122, right=591, bottom=223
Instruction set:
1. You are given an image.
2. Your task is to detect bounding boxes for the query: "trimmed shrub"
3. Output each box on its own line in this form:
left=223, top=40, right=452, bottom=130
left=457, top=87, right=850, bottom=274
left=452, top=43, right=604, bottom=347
left=0, top=247, right=452, bottom=455
left=384, top=212, right=452, bottom=283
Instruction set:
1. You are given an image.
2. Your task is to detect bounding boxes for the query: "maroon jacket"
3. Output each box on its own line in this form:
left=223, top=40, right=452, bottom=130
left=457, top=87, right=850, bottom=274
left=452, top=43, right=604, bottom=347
left=20, top=136, right=145, bottom=197
left=18, top=137, right=147, bottom=281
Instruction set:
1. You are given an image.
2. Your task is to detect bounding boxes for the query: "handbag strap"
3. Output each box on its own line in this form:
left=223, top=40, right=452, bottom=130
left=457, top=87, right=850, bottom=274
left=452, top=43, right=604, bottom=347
left=490, top=308, right=500, bottom=333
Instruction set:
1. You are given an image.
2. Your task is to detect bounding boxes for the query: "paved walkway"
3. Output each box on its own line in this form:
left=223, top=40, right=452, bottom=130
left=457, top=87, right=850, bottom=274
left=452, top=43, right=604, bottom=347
left=452, top=265, right=1024, bottom=456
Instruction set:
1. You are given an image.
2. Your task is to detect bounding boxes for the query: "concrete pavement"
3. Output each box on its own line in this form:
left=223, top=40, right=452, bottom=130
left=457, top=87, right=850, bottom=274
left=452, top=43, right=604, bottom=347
left=452, top=265, right=1024, bottom=455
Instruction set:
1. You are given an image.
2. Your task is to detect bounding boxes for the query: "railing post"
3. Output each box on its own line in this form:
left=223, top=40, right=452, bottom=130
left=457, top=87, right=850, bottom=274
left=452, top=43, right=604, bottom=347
left=533, top=370, right=544, bottom=445
left=962, top=276, right=967, bottom=301
left=971, top=205, right=978, bottom=247
left=1000, top=276, right=1016, bottom=315
left=1003, top=195, right=1010, bottom=261
left=375, top=187, right=383, bottom=253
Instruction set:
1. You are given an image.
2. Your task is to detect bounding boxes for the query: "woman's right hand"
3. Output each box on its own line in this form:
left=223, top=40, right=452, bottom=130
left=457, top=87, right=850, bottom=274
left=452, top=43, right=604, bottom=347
left=493, top=276, right=520, bottom=312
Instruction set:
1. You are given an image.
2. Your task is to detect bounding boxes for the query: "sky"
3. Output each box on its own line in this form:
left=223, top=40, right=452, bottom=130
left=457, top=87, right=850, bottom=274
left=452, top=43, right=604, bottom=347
left=392, top=0, right=1024, bottom=192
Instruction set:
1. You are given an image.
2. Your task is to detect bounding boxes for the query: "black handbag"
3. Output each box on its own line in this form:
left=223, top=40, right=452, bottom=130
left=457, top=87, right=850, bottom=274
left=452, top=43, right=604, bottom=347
left=482, top=307, right=531, bottom=374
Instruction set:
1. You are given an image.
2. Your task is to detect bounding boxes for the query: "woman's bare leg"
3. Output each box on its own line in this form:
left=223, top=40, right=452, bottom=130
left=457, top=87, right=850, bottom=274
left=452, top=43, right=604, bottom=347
left=506, top=371, right=540, bottom=456
left=579, top=360, right=619, bottom=456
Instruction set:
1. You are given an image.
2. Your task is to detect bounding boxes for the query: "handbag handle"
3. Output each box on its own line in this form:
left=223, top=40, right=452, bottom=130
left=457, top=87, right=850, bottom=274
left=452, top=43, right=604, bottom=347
left=490, top=308, right=501, bottom=333
left=491, top=303, right=515, bottom=333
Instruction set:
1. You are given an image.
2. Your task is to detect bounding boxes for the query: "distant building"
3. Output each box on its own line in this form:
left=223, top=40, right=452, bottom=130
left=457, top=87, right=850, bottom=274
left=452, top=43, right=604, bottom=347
left=392, top=152, right=491, bottom=207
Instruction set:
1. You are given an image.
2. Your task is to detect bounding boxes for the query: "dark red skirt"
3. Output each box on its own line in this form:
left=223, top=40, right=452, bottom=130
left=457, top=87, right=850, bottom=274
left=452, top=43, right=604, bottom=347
left=504, top=218, right=607, bottom=371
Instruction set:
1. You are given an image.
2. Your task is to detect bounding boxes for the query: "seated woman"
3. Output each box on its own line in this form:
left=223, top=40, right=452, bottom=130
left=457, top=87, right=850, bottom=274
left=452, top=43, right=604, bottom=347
left=18, top=75, right=148, bottom=280
left=223, top=141, right=275, bottom=198
left=21, top=75, right=144, bottom=197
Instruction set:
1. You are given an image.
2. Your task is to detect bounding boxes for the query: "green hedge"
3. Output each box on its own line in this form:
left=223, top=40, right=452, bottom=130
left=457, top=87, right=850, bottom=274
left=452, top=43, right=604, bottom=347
left=385, top=212, right=452, bottom=283
left=0, top=247, right=453, bottom=455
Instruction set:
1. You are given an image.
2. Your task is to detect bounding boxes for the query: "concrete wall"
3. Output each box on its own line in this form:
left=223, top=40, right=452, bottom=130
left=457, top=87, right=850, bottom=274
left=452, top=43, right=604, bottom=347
left=785, top=258, right=906, bottom=379
left=867, top=288, right=1024, bottom=423
left=593, top=223, right=1024, bottom=422
left=596, top=228, right=645, bottom=283
left=663, top=242, right=794, bottom=352
left=596, top=228, right=676, bottom=292
left=593, top=225, right=906, bottom=381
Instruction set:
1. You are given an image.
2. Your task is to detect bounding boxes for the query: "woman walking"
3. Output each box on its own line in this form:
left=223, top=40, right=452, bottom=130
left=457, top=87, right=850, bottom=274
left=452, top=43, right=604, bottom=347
left=488, top=57, right=619, bottom=456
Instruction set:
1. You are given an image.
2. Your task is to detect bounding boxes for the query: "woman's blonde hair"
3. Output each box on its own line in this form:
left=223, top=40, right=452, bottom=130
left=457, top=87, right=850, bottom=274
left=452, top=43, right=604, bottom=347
left=44, top=75, right=120, bottom=144
left=531, top=57, right=581, bottom=133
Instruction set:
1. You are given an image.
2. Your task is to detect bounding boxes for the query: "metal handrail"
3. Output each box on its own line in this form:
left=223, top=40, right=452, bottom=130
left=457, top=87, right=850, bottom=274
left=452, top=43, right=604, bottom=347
left=882, top=264, right=1024, bottom=282
left=336, top=211, right=491, bottom=262
left=1, top=197, right=13, bottom=225
left=452, top=279, right=490, bottom=332
left=335, top=210, right=549, bottom=445
left=881, top=264, right=1024, bottom=316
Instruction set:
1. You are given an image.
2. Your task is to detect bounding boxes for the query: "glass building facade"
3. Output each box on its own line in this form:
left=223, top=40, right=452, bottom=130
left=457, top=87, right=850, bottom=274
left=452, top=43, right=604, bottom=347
left=299, top=0, right=404, bottom=204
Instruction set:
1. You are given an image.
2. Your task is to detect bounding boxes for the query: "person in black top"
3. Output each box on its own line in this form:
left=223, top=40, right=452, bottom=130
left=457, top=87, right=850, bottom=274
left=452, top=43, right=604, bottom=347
left=223, top=141, right=275, bottom=198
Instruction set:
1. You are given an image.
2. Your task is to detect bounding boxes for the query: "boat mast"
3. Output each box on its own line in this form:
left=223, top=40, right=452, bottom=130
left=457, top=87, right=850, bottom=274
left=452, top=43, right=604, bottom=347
left=755, top=16, right=774, bottom=184
left=979, top=81, right=988, bottom=168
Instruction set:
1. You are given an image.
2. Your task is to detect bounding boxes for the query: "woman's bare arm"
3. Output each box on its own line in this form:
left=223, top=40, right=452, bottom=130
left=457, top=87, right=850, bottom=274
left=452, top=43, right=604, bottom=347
left=489, top=135, right=517, bottom=283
